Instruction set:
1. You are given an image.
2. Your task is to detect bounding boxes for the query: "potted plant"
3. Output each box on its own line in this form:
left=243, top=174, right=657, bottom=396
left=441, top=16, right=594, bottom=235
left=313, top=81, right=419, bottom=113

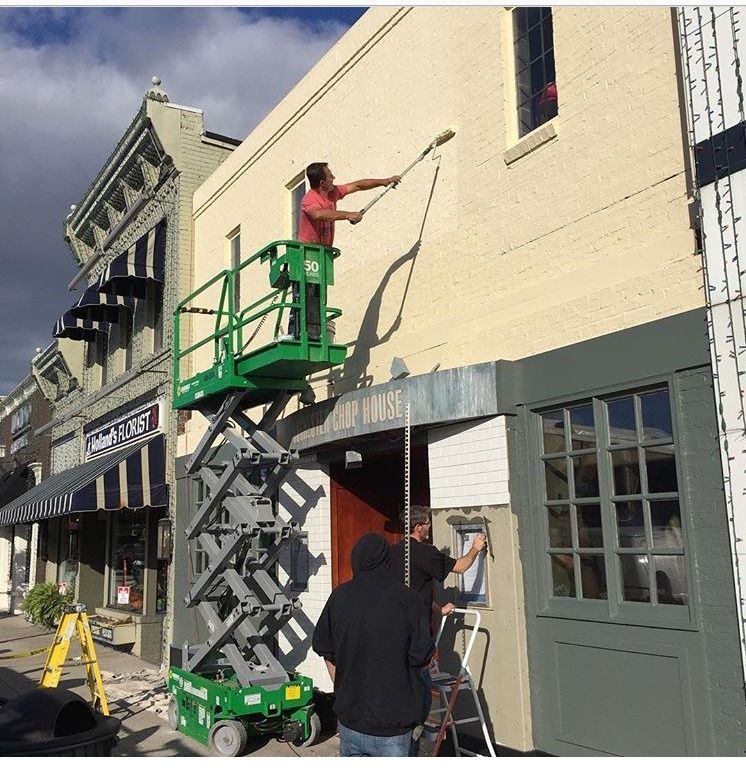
left=21, top=582, right=73, bottom=628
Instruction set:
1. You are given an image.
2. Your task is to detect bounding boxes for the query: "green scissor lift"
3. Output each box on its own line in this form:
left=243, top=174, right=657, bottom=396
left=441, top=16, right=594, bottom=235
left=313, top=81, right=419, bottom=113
left=168, top=241, right=347, bottom=756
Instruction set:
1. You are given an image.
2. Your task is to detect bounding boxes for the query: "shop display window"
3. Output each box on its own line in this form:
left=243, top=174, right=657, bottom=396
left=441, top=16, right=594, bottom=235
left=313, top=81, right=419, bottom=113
left=56, top=514, right=80, bottom=594
left=108, top=510, right=147, bottom=613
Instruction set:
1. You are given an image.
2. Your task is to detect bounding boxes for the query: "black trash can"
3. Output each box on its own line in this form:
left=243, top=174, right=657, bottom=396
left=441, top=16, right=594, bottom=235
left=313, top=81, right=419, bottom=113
left=0, top=688, right=120, bottom=756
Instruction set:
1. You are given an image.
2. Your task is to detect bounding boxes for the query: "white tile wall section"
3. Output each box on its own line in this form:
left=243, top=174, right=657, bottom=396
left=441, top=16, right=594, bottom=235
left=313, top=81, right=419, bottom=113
left=428, top=416, right=510, bottom=509
left=277, top=463, right=334, bottom=691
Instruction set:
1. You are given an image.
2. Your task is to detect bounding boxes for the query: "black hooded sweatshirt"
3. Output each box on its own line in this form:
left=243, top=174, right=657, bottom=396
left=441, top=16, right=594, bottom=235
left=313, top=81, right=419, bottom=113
left=312, top=533, right=435, bottom=736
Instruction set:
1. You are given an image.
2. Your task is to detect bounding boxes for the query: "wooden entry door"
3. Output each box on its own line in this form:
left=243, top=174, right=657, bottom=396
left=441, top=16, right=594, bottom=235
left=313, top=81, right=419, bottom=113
left=331, top=484, right=400, bottom=586
left=330, top=447, right=429, bottom=587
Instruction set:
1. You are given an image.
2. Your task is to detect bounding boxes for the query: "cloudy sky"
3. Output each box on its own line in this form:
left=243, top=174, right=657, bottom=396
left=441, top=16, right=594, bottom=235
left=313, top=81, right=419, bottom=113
left=0, top=6, right=366, bottom=395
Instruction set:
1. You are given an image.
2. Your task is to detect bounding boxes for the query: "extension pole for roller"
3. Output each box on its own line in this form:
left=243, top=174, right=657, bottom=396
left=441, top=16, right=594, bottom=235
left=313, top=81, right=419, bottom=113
left=354, top=129, right=456, bottom=221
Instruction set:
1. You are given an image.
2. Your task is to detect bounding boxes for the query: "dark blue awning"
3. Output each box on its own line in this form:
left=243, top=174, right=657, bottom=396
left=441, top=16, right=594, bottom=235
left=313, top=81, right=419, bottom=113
left=0, top=435, right=167, bottom=526
left=98, top=219, right=166, bottom=298
left=53, top=310, right=109, bottom=341
left=69, top=284, right=135, bottom=323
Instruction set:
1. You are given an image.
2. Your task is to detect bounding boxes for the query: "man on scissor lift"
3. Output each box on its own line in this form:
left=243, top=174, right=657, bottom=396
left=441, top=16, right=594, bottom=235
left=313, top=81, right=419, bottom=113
left=288, top=163, right=400, bottom=339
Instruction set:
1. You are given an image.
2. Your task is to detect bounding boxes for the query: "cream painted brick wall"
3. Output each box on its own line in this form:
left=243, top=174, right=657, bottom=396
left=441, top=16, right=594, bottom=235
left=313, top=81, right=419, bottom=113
left=277, top=464, right=334, bottom=691
left=429, top=416, right=510, bottom=508
left=184, top=6, right=699, bottom=417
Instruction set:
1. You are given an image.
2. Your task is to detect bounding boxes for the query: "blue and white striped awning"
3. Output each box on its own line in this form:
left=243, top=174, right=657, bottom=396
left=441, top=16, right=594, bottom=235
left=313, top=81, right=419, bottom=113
left=98, top=219, right=166, bottom=298
left=69, top=284, right=135, bottom=323
left=53, top=310, right=109, bottom=341
left=0, top=435, right=167, bottom=526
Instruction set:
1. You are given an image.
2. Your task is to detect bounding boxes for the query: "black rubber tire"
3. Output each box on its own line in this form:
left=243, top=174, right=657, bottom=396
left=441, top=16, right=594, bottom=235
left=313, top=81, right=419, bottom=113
left=209, top=719, right=248, bottom=757
left=295, top=711, right=321, bottom=748
left=167, top=698, right=179, bottom=731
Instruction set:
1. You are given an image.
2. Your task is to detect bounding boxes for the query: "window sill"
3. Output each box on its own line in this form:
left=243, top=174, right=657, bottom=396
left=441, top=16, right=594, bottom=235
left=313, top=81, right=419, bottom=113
left=504, top=121, right=558, bottom=166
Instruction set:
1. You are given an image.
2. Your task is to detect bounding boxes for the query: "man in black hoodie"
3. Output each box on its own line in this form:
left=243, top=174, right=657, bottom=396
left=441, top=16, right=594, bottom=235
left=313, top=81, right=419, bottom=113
left=312, top=533, right=434, bottom=757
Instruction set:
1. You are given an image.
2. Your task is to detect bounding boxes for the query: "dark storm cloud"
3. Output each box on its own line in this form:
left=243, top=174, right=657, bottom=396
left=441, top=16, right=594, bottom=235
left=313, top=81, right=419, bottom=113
left=0, top=7, right=360, bottom=394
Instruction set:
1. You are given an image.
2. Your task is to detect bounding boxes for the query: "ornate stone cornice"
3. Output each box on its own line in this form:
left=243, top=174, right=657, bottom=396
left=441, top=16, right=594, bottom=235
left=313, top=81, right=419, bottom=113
left=64, top=79, right=175, bottom=266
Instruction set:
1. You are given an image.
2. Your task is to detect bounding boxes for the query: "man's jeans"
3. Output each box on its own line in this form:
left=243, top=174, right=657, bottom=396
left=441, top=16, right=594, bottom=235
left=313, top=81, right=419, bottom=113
left=338, top=722, right=413, bottom=757
left=410, top=666, right=433, bottom=757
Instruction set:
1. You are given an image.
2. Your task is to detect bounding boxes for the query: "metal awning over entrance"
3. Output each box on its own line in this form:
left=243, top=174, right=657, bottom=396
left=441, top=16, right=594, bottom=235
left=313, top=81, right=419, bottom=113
left=0, top=434, right=166, bottom=526
left=98, top=219, right=166, bottom=298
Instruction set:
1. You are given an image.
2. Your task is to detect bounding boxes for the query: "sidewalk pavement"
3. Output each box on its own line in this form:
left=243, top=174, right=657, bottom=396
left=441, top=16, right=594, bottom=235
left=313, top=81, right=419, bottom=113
left=0, top=612, right=340, bottom=757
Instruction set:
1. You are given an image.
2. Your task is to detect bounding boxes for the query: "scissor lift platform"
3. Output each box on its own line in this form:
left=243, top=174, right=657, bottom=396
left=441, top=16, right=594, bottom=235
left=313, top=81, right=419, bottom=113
left=173, top=240, right=347, bottom=411
left=170, top=240, right=346, bottom=754
left=174, top=338, right=347, bottom=411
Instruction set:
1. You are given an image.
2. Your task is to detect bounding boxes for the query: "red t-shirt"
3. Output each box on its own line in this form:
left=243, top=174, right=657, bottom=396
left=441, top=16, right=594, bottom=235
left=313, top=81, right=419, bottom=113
left=298, top=184, right=348, bottom=246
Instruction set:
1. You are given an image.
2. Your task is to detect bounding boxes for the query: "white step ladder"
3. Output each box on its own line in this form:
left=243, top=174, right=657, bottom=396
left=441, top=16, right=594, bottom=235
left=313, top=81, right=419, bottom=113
left=425, top=608, right=496, bottom=757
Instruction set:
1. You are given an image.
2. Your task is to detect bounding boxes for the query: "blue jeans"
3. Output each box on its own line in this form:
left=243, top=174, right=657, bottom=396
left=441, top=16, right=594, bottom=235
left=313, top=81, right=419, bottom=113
left=409, top=667, right=433, bottom=757
left=338, top=722, right=413, bottom=757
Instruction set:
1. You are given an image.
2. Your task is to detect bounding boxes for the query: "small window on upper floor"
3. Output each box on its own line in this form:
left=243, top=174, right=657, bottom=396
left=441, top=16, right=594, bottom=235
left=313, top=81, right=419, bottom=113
left=290, top=176, right=307, bottom=240
left=514, top=7, right=557, bottom=138
left=121, top=307, right=134, bottom=372
left=228, top=228, right=241, bottom=310
left=98, top=328, right=110, bottom=387
left=151, top=282, right=164, bottom=352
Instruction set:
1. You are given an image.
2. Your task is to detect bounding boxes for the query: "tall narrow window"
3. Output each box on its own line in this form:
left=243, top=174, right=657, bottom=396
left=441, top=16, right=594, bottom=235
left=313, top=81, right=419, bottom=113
left=151, top=282, right=164, bottom=352
left=98, top=328, right=109, bottom=386
left=514, top=7, right=557, bottom=137
left=121, top=307, right=133, bottom=371
left=290, top=178, right=306, bottom=240
left=228, top=229, right=241, bottom=311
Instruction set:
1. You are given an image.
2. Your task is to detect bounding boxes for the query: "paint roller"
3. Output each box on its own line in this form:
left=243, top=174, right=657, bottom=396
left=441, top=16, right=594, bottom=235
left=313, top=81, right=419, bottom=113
left=351, top=128, right=456, bottom=223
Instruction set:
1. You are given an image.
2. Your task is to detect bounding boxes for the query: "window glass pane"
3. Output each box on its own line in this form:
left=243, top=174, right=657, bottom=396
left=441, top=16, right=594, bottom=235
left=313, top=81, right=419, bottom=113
left=530, top=57, right=544, bottom=91
left=641, top=389, right=673, bottom=442
left=620, top=554, right=650, bottom=603
left=569, top=403, right=595, bottom=449
left=156, top=560, right=168, bottom=613
left=526, top=7, right=542, bottom=30
left=654, top=555, right=688, bottom=606
left=551, top=553, right=575, bottom=597
left=152, top=282, right=164, bottom=351
left=292, top=184, right=306, bottom=240
left=616, top=500, right=645, bottom=548
left=580, top=555, right=606, bottom=599
left=230, top=233, right=242, bottom=310
left=650, top=499, right=683, bottom=548
left=547, top=505, right=572, bottom=548
left=544, top=457, right=568, bottom=500
left=645, top=445, right=678, bottom=493
left=515, top=7, right=528, bottom=35
left=607, top=396, right=636, bottom=445
left=545, top=62, right=557, bottom=91
left=542, top=13, right=554, bottom=50
left=573, top=453, right=599, bottom=498
left=542, top=410, right=565, bottom=453
left=109, top=510, right=146, bottom=614
left=611, top=448, right=641, bottom=495
left=577, top=504, right=603, bottom=547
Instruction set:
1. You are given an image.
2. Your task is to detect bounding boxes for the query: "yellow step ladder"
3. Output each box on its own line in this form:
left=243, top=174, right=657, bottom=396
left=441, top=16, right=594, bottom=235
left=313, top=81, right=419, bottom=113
left=39, top=603, right=109, bottom=716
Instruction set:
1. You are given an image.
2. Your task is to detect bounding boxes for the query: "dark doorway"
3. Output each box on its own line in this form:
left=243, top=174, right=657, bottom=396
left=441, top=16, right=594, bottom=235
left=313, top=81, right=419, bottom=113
left=330, top=443, right=430, bottom=587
